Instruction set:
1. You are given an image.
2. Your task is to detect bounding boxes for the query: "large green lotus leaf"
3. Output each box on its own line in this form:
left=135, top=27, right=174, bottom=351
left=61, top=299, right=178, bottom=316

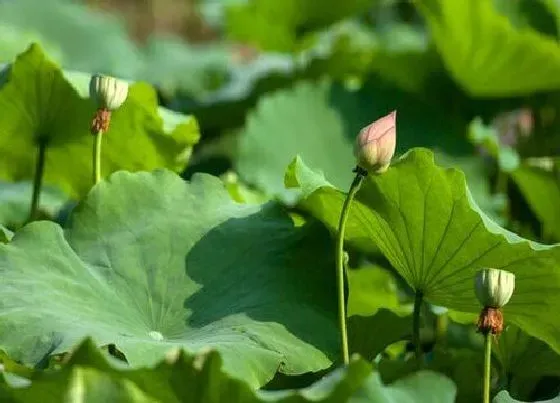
left=493, top=324, right=560, bottom=400
left=0, top=44, right=199, bottom=198
left=511, top=164, right=560, bottom=242
left=0, top=338, right=456, bottom=403
left=494, top=391, right=560, bottom=403
left=414, top=0, right=560, bottom=96
left=236, top=80, right=355, bottom=204
left=285, top=148, right=560, bottom=354
left=0, top=169, right=340, bottom=388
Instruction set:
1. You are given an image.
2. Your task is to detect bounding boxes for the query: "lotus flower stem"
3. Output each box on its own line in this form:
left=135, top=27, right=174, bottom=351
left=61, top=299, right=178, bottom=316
left=412, top=290, right=423, bottom=366
left=27, top=139, right=47, bottom=223
left=336, top=167, right=367, bottom=364
left=93, top=129, right=103, bottom=185
left=474, top=268, right=515, bottom=403
left=483, top=331, right=492, bottom=403
left=88, top=74, right=128, bottom=186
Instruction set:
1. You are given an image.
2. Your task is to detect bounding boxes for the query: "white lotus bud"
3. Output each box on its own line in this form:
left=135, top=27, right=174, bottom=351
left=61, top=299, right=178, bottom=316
left=475, top=268, right=515, bottom=308
left=89, top=74, right=129, bottom=111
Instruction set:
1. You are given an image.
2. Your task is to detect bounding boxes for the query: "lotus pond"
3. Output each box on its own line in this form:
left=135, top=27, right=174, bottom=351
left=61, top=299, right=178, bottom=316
left=0, top=0, right=560, bottom=402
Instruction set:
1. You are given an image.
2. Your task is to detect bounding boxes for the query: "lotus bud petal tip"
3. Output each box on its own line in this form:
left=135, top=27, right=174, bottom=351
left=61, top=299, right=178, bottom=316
left=89, top=74, right=129, bottom=111
left=475, top=268, right=515, bottom=309
left=354, top=110, right=397, bottom=174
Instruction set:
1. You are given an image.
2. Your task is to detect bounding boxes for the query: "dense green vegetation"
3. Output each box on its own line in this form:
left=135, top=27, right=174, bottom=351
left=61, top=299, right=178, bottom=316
left=0, top=0, right=560, bottom=401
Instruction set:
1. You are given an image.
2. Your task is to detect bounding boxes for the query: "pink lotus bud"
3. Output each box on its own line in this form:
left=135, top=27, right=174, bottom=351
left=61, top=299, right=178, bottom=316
left=354, top=111, right=397, bottom=174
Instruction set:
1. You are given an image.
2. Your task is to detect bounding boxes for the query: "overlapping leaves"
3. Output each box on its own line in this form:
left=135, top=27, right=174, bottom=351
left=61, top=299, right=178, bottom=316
left=235, top=80, right=355, bottom=204
left=0, top=338, right=457, bottom=403
left=0, top=169, right=340, bottom=388
left=286, top=148, right=560, bottom=354
left=0, top=44, right=199, bottom=198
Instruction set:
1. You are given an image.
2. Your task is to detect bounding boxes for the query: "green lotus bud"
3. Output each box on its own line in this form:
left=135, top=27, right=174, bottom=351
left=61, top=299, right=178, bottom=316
left=89, top=74, right=129, bottom=111
left=354, top=111, right=397, bottom=174
left=475, top=268, right=515, bottom=308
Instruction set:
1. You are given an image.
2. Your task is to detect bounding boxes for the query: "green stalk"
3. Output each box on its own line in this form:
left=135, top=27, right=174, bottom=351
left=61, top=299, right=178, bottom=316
left=93, top=130, right=103, bottom=185
left=27, top=139, right=48, bottom=223
left=336, top=168, right=366, bottom=364
left=483, top=331, right=492, bottom=403
left=412, top=290, right=424, bottom=366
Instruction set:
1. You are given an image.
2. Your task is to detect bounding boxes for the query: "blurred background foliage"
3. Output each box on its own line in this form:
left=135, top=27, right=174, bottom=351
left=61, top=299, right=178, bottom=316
left=1, top=0, right=560, bottom=401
